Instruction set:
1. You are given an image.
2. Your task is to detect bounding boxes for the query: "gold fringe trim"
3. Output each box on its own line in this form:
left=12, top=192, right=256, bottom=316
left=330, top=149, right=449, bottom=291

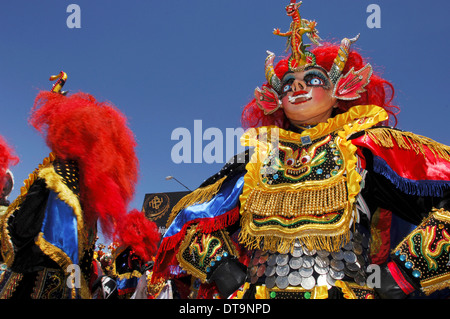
left=0, top=153, right=56, bottom=267
left=166, top=176, right=227, bottom=227
left=238, top=210, right=352, bottom=253
left=35, top=232, right=73, bottom=270
left=34, top=233, right=92, bottom=299
left=421, top=273, right=450, bottom=295
left=244, top=177, right=348, bottom=217
left=365, top=128, right=450, bottom=161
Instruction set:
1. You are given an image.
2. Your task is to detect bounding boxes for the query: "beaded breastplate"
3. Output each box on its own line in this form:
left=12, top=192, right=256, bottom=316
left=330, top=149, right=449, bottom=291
left=239, top=105, right=388, bottom=253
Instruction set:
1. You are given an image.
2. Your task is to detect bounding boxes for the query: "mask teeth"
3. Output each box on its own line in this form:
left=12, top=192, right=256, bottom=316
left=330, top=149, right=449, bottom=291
left=329, top=34, right=360, bottom=84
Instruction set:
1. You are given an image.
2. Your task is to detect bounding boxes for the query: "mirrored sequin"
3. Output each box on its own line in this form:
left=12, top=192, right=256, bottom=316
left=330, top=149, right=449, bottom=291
left=265, top=276, right=276, bottom=289
left=329, top=268, right=345, bottom=280
left=346, top=262, right=361, bottom=272
left=276, top=264, right=290, bottom=277
left=267, top=254, right=277, bottom=266
left=303, top=247, right=316, bottom=256
left=257, top=264, right=266, bottom=277
left=265, top=265, right=276, bottom=277
left=292, top=246, right=303, bottom=258
left=302, top=256, right=315, bottom=268
left=299, top=267, right=314, bottom=277
left=343, top=241, right=353, bottom=251
left=330, top=259, right=345, bottom=271
left=317, top=274, right=331, bottom=289
left=289, top=257, right=303, bottom=270
left=343, top=251, right=357, bottom=264
left=355, top=271, right=367, bottom=286
left=249, top=266, right=257, bottom=276
left=301, top=276, right=316, bottom=290
left=276, top=254, right=289, bottom=266
left=275, top=276, right=289, bottom=289
left=288, top=271, right=302, bottom=286
left=326, top=273, right=337, bottom=286
left=317, top=250, right=330, bottom=258
left=315, top=255, right=330, bottom=268
left=314, top=264, right=329, bottom=275
left=331, top=250, right=344, bottom=260
left=352, top=242, right=363, bottom=255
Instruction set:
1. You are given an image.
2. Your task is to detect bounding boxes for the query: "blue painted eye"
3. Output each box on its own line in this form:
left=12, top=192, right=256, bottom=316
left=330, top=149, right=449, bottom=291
left=283, top=84, right=291, bottom=92
left=308, top=78, right=323, bottom=86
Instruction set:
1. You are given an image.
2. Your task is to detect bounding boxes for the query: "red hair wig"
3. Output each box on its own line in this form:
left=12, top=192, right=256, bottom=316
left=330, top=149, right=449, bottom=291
left=30, top=91, right=139, bottom=239
left=241, top=43, right=399, bottom=129
left=0, top=136, right=19, bottom=195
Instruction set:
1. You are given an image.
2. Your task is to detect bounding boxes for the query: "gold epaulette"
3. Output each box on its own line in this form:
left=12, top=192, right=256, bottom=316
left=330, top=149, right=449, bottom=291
left=364, top=127, right=450, bottom=161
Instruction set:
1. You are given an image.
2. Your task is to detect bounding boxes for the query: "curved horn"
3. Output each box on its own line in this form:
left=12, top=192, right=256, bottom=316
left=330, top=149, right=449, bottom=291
left=328, top=34, right=360, bottom=84
left=264, top=51, right=282, bottom=92
left=49, top=71, right=68, bottom=95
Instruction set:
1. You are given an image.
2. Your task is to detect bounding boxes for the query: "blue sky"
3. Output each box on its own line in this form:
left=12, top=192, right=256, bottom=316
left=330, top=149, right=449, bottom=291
left=1, top=1, right=449, bottom=242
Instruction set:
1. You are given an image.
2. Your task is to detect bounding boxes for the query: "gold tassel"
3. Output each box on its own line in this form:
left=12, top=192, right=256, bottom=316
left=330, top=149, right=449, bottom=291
left=238, top=210, right=351, bottom=253
left=35, top=232, right=73, bottom=270
left=166, top=176, right=227, bottom=227
left=421, top=274, right=450, bottom=295
left=244, top=177, right=348, bottom=217
left=366, top=128, right=450, bottom=161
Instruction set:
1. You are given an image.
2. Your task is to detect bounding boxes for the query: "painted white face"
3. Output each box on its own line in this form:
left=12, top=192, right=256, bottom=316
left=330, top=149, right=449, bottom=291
left=280, top=66, right=337, bottom=126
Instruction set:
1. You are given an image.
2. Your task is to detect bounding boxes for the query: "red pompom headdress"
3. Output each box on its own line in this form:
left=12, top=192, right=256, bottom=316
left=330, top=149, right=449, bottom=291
left=0, top=136, right=19, bottom=203
left=29, top=71, right=160, bottom=259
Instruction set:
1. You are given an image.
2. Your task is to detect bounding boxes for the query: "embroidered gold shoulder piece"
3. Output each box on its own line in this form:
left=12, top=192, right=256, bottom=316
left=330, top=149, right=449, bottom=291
left=365, top=128, right=450, bottom=161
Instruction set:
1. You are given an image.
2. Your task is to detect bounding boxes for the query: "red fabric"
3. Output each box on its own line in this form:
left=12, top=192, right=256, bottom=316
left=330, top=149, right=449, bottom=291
left=0, top=136, right=18, bottom=193
left=152, top=207, right=240, bottom=281
left=115, top=209, right=161, bottom=261
left=370, top=208, right=392, bottom=265
left=388, top=261, right=415, bottom=295
left=351, top=134, right=450, bottom=183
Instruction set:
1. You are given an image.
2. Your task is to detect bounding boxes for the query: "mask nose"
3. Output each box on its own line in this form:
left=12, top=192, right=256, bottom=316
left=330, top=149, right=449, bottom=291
left=292, top=79, right=306, bottom=92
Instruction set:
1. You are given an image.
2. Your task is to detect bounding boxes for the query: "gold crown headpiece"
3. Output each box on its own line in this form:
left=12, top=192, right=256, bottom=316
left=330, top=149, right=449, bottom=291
left=256, top=1, right=373, bottom=115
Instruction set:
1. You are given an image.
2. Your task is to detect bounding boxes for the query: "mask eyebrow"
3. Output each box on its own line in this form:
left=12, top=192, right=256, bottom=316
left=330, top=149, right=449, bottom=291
left=281, top=72, right=295, bottom=83
left=304, top=65, right=330, bottom=77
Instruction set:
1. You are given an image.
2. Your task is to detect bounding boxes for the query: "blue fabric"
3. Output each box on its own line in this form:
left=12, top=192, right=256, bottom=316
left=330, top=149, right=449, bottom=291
left=116, top=276, right=139, bottom=292
left=164, top=173, right=245, bottom=239
left=373, top=155, right=450, bottom=197
left=41, top=190, right=79, bottom=264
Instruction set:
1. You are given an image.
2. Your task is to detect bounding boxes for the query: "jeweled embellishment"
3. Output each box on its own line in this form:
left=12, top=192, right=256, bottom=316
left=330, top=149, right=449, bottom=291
left=393, top=208, right=450, bottom=294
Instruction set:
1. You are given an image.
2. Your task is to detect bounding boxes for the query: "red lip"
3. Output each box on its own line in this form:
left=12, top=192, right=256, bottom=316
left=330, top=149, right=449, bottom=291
left=293, top=90, right=309, bottom=96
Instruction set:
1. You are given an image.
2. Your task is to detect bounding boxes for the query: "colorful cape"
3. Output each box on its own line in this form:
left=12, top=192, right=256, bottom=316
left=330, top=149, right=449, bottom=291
left=152, top=105, right=450, bottom=283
